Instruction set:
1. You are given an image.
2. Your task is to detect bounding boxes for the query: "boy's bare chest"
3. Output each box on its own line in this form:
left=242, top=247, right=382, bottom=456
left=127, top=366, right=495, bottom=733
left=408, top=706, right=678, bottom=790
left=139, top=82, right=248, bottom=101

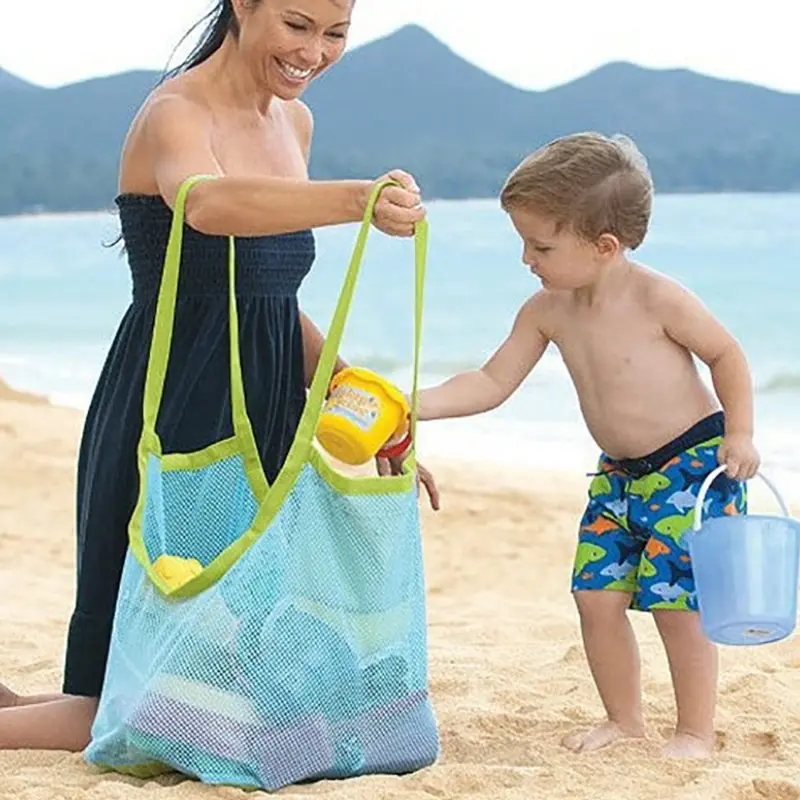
left=549, top=306, right=667, bottom=381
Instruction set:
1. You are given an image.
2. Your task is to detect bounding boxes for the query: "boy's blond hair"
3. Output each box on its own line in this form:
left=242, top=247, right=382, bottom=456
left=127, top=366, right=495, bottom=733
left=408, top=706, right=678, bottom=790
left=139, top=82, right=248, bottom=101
left=500, top=132, right=654, bottom=250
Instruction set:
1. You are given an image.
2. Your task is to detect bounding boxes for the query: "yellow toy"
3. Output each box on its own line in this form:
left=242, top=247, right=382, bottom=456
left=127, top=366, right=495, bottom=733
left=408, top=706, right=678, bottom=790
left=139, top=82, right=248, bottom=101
left=317, top=366, right=411, bottom=465
left=152, top=554, right=203, bottom=591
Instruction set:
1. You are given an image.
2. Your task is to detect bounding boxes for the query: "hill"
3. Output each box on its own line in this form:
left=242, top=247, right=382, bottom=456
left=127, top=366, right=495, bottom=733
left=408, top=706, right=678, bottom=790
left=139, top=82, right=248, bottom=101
left=1, top=25, right=799, bottom=215
left=0, top=68, right=38, bottom=92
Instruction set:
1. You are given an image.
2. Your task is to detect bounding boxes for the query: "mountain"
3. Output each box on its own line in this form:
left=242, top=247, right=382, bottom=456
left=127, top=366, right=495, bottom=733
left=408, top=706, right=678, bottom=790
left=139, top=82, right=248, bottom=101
left=302, top=27, right=800, bottom=196
left=0, top=68, right=37, bottom=92
left=1, top=24, right=799, bottom=215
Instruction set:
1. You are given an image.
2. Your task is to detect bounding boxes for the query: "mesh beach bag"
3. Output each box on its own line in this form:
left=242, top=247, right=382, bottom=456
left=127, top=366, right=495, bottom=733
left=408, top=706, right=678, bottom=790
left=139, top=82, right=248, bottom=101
left=84, top=175, right=440, bottom=790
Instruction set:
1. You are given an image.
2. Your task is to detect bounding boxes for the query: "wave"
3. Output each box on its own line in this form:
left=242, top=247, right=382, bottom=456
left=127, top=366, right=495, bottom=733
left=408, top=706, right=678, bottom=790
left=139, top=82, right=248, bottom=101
left=350, top=354, right=482, bottom=376
left=757, top=372, right=800, bottom=395
left=346, top=348, right=566, bottom=379
left=3, top=340, right=799, bottom=412
left=356, top=354, right=800, bottom=396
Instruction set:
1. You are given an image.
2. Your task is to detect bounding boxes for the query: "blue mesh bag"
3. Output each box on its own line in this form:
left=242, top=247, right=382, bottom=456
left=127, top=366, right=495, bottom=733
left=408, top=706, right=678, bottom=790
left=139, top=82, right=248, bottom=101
left=83, top=176, right=440, bottom=790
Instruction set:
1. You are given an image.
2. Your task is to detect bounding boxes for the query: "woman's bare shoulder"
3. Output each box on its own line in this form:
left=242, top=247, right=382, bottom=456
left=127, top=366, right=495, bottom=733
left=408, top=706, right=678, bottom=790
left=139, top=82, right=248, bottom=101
left=118, top=78, right=214, bottom=195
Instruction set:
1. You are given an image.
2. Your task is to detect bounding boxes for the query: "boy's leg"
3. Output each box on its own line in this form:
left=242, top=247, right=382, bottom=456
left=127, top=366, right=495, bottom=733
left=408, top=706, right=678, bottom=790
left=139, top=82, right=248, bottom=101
left=635, top=523, right=718, bottom=759
left=652, top=610, right=717, bottom=758
left=564, top=589, right=646, bottom=752
left=632, top=439, right=745, bottom=759
left=564, top=474, right=647, bottom=752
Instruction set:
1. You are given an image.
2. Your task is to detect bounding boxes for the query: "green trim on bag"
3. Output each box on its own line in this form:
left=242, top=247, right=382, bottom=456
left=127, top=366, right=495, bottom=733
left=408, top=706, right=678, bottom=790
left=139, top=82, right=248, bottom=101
left=137, top=174, right=268, bottom=497
left=127, top=176, right=427, bottom=600
left=309, top=447, right=415, bottom=495
left=160, top=437, right=241, bottom=471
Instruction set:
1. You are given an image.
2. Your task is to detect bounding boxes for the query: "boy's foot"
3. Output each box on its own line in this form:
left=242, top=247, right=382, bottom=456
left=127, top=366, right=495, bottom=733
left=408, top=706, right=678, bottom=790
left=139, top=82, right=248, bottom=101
left=561, top=720, right=645, bottom=753
left=0, top=684, right=19, bottom=708
left=662, top=732, right=714, bottom=759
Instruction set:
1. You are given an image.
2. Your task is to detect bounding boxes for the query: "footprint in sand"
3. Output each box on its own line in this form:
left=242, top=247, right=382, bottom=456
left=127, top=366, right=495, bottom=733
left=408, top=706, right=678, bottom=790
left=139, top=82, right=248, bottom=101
left=23, top=658, right=54, bottom=673
left=713, top=729, right=783, bottom=761
left=722, top=672, right=771, bottom=695
left=738, top=779, right=800, bottom=800
left=560, top=644, right=585, bottom=664
left=4, top=639, right=36, bottom=653
left=743, top=731, right=784, bottom=760
left=413, top=764, right=527, bottom=796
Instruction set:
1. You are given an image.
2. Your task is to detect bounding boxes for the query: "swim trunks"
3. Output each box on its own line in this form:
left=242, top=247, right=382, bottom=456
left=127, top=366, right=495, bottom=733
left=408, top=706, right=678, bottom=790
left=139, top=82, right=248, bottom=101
left=571, top=412, right=747, bottom=611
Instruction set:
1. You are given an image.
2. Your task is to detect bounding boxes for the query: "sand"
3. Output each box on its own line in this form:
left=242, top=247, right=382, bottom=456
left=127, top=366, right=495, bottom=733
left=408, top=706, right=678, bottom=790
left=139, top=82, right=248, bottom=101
left=2, top=384, right=800, bottom=800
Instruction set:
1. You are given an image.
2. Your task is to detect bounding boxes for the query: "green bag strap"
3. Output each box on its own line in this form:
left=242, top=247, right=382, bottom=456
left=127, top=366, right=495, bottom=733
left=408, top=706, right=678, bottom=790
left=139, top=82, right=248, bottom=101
left=141, top=175, right=254, bottom=455
left=132, top=178, right=426, bottom=600
left=409, top=218, right=426, bottom=443
left=293, top=178, right=427, bottom=451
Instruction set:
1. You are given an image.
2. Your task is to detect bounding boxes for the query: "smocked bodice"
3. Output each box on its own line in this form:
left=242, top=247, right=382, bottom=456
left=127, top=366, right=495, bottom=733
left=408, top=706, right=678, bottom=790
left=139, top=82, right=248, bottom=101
left=115, top=193, right=315, bottom=302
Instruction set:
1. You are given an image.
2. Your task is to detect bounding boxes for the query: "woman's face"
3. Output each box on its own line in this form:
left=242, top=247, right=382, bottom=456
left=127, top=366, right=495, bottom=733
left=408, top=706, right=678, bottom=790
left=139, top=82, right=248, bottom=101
left=235, top=0, right=352, bottom=100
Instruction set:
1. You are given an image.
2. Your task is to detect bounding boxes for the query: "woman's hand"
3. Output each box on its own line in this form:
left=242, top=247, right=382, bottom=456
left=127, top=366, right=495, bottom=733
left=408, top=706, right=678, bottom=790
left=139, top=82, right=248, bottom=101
left=376, top=455, right=441, bottom=511
left=370, top=169, right=426, bottom=237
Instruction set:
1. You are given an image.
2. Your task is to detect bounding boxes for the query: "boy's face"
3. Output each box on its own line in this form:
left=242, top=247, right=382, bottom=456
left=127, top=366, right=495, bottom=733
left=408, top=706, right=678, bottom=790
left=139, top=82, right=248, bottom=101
left=507, top=207, right=613, bottom=290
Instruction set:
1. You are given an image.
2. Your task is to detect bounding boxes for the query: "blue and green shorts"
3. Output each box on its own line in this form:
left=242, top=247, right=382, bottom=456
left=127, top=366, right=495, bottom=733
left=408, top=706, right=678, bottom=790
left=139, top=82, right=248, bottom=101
left=572, top=412, right=747, bottom=611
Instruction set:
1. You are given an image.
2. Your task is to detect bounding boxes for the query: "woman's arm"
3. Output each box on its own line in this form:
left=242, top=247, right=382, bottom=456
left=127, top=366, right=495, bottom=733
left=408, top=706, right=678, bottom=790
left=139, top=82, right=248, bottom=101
left=142, top=94, right=423, bottom=237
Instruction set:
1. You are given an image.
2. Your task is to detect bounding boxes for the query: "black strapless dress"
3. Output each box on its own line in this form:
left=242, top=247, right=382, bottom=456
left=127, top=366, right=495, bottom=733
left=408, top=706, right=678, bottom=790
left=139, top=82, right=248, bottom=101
left=63, top=194, right=315, bottom=696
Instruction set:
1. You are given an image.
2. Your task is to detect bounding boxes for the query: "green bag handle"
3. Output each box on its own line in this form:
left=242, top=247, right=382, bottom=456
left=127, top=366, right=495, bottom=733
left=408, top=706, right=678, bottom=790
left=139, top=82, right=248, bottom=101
left=292, top=178, right=427, bottom=454
left=141, top=175, right=425, bottom=468
left=132, top=176, right=426, bottom=599
left=140, top=174, right=256, bottom=456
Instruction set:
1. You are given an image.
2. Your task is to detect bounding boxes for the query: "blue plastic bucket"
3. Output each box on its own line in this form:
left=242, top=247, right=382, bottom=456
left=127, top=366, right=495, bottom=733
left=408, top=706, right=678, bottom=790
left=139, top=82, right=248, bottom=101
left=684, top=466, right=800, bottom=646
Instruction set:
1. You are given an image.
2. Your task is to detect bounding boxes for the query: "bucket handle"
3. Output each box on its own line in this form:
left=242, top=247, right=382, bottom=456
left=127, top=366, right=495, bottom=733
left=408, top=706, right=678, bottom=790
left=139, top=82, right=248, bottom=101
left=692, top=464, right=790, bottom=531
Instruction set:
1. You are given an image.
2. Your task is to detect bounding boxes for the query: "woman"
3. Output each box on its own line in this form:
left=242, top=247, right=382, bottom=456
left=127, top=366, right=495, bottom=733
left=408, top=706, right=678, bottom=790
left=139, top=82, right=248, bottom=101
left=0, top=0, right=439, bottom=751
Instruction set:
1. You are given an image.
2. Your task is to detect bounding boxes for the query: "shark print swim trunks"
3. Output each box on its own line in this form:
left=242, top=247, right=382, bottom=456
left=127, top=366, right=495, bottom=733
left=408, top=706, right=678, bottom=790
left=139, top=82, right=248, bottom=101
left=571, top=413, right=748, bottom=611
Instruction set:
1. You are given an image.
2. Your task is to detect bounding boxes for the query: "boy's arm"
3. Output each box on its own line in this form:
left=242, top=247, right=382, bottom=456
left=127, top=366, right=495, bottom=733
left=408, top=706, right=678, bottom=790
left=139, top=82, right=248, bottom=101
left=654, top=277, right=759, bottom=477
left=655, top=278, right=752, bottom=435
left=418, top=294, right=550, bottom=421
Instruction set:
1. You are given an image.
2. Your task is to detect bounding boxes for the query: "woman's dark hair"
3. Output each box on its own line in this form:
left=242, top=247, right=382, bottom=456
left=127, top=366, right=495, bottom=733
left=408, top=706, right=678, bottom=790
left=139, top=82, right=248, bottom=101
left=163, top=0, right=249, bottom=80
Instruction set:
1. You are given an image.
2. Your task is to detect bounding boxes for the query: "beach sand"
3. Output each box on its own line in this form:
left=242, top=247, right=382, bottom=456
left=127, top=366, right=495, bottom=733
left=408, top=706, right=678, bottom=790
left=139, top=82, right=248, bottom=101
left=2, top=383, right=800, bottom=800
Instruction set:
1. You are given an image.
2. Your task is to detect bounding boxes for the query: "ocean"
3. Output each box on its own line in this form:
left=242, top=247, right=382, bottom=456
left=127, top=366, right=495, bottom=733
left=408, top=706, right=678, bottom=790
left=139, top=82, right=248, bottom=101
left=1, top=193, right=799, bottom=495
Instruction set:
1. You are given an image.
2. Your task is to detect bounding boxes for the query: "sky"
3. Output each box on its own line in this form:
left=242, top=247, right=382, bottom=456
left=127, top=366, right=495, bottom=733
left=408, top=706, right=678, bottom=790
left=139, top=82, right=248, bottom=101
left=1, top=0, right=796, bottom=94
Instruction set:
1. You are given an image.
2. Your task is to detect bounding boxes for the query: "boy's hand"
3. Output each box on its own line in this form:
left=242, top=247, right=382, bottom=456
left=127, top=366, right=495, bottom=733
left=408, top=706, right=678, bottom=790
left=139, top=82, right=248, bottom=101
left=718, top=433, right=760, bottom=480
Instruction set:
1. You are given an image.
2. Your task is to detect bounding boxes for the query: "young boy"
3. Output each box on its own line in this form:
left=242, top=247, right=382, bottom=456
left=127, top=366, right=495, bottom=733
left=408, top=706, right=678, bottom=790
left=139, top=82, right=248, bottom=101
left=416, top=132, right=760, bottom=760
